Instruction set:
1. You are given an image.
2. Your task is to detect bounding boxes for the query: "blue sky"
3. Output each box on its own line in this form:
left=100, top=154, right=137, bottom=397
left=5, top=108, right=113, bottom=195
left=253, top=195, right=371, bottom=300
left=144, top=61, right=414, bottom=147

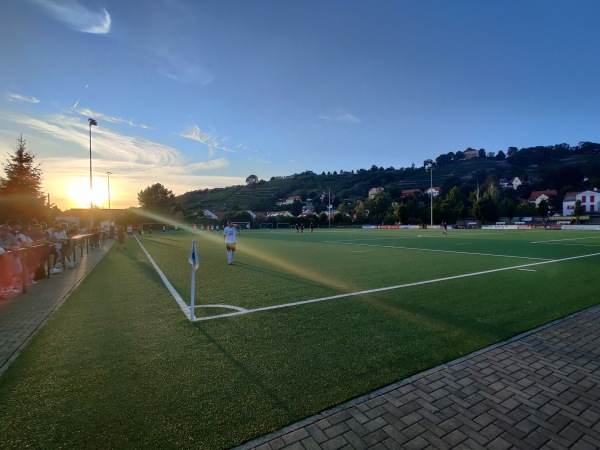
left=1, top=0, right=599, bottom=210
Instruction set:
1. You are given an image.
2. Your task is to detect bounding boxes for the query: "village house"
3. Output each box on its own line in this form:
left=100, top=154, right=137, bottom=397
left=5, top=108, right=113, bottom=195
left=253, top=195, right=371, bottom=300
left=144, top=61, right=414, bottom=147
left=563, top=189, right=599, bottom=215
left=424, top=186, right=442, bottom=198
left=529, top=190, right=557, bottom=207
left=368, top=187, right=384, bottom=199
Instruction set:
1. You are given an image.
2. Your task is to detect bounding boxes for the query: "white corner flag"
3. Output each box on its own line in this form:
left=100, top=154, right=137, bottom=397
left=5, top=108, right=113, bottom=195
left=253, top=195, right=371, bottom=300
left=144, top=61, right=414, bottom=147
left=189, top=240, right=199, bottom=322
left=189, top=240, right=199, bottom=271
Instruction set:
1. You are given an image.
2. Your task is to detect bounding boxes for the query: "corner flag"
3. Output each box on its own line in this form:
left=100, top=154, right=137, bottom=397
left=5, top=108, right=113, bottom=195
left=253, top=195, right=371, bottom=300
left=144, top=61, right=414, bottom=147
left=189, top=240, right=199, bottom=271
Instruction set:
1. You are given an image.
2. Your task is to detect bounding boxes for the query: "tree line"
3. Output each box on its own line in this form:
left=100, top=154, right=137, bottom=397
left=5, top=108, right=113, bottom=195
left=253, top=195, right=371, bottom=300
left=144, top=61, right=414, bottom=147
left=2, top=135, right=599, bottom=226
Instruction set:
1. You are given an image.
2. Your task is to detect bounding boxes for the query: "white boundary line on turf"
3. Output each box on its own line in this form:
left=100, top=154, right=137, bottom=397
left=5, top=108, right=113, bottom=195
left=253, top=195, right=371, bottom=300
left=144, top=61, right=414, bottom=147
left=192, top=252, right=600, bottom=322
left=134, top=234, right=192, bottom=318
left=324, top=241, right=552, bottom=261
left=531, top=235, right=600, bottom=244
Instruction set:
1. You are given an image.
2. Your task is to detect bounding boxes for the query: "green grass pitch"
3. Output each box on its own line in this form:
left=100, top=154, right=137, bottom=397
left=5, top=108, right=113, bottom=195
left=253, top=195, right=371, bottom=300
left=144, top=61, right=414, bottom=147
left=0, top=228, right=598, bottom=449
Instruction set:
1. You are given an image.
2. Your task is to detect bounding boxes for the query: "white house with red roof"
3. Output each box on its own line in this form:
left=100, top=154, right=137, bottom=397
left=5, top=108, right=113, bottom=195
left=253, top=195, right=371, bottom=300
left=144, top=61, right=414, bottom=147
left=425, top=186, right=442, bottom=197
left=563, top=190, right=599, bottom=215
left=529, top=190, right=557, bottom=206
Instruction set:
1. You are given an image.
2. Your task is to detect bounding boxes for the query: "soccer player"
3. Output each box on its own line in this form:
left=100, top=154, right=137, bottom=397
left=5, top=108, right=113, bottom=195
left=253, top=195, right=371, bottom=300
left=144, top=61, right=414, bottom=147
left=223, top=220, right=237, bottom=265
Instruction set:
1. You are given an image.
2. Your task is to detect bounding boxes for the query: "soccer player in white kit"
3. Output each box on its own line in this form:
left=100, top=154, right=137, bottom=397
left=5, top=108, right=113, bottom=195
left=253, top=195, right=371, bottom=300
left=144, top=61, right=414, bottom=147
left=223, top=220, right=237, bottom=265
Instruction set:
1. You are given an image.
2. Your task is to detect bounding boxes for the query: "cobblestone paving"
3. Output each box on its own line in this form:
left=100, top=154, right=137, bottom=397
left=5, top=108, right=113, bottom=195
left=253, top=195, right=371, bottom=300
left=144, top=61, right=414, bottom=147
left=237, top=306, right=600, bottom=450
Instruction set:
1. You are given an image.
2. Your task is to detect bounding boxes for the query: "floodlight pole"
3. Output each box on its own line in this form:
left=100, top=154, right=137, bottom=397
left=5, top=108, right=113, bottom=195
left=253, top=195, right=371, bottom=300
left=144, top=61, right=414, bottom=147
left=88, top=118, right=98, bottom=227
left=107, top=171, right=112, bottom=211
left=430, top=165, right=433, bottom=227
left=328, top=187, right=331, bottom=229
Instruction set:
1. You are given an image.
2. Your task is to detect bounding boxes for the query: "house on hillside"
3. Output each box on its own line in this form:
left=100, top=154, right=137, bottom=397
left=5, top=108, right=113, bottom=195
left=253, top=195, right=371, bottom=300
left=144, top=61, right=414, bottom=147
left=266, top=211, right=295, bottom=218
left=202, top=210, right=219, bottom=220
left=368, top=187, right=384, bottom=199
left=276, top=196, right=301, bottom=206
left=463, top=148, right=479, bottom=159
left=562, top=192, right=579, bottom=216
left=508, top=177, right=525, bottom=190
left=424, top=187, right=442, bottom=198
left=563, top=189, right=600, bottom=215
left=529, top=190, right=557, bottom=207
left=499, top=177, right=525, bottom=190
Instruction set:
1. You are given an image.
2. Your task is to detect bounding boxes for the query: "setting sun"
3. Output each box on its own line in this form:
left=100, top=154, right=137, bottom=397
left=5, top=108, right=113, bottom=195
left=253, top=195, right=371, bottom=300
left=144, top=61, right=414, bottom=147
left=65, top=177, right=108, bottom=209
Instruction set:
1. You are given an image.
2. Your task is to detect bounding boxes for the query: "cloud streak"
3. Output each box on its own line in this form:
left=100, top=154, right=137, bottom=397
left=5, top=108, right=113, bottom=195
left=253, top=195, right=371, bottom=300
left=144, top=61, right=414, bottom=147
left=318, top=110, right=361, bottom=124
left=31, top=0, right=111, bottom=34
left=8, top=94, right=40, bottom=104
left=177, top=125, right=235, bottom=153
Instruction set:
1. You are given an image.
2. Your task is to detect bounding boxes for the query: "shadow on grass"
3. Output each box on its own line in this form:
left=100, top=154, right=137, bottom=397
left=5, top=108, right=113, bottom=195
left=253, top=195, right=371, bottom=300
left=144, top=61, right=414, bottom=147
left=194, top=325, right=296, bottom=418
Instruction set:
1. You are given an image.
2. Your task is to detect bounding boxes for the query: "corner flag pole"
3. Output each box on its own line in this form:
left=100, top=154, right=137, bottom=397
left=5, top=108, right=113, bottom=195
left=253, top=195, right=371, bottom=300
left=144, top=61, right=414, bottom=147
left=188, top=240, right=199, bottom=322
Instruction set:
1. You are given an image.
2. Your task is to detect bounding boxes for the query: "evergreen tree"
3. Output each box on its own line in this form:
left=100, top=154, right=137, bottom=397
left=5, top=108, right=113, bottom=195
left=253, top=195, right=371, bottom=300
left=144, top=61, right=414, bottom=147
left=0, top=135, right=46, bottom=222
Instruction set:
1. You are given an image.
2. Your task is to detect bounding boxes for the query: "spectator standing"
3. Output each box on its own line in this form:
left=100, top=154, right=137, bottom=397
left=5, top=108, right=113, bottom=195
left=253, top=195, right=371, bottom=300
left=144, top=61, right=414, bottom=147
left=0, top=223, right=21, bottom=295
left=116, top=226, right=126, bottom=250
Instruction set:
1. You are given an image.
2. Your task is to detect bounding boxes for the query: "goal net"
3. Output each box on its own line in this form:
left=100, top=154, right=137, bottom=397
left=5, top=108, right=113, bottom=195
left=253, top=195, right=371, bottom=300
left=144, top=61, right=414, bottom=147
left=259, top=223, right=273, bottom=230
left=277, top=223, right=291, bottom=229
left=232, top=221, right=250, bottom=231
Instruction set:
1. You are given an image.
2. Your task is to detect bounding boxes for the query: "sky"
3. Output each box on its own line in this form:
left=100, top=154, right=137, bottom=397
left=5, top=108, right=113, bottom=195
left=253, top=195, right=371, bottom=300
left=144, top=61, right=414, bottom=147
left=1, top=0, right=599, bottom=211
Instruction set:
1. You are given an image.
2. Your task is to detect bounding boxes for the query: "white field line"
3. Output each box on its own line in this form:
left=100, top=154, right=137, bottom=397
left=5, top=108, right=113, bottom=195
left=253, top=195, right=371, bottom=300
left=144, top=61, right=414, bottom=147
left=531, top=235, right=600, bottom=244
left=324, top=240, right=552, bottom=261
left=135, top=235, right=192, bottom=318
left=192, top=252, right=600, bottom=322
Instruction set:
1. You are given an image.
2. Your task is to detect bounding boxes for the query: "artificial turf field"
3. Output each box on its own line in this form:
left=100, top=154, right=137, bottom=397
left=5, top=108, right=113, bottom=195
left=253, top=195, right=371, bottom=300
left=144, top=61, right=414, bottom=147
left=0, top=227, right=599, bottom=449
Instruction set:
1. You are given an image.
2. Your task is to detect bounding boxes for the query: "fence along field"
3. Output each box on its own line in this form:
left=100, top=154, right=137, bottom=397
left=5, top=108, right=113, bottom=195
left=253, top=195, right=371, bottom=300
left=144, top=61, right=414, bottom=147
left=137, top=228, right=600, bottom=323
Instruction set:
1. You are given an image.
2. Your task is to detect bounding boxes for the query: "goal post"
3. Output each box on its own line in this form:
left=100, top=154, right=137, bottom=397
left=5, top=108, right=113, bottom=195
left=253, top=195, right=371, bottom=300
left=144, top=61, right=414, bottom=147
left=232, top=221, right=250, bottom=231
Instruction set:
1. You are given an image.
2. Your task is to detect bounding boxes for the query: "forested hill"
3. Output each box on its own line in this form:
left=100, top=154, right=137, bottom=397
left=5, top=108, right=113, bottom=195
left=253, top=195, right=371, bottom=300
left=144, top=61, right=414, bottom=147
left=177, top=142, right=600, bottom=214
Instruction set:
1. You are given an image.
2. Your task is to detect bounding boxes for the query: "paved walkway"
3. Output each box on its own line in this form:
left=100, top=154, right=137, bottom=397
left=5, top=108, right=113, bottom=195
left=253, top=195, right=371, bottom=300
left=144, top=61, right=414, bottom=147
left=0, top=240, right=112, bottom=377
left=238, top=306, right=600, bottom=450
left=1, top=241, right=598, bottom=449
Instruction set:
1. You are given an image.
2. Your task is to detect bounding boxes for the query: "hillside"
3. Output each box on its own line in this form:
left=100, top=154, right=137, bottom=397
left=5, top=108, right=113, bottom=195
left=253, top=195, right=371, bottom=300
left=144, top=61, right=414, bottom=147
left=177, top=148, right=600, bottom=215
left=177, top=159, right=515, bottom=213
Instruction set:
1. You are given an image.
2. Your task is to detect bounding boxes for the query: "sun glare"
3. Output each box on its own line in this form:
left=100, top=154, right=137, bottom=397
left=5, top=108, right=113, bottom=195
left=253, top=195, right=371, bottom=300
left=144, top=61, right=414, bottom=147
left=65, top=178, right=107, bottom=209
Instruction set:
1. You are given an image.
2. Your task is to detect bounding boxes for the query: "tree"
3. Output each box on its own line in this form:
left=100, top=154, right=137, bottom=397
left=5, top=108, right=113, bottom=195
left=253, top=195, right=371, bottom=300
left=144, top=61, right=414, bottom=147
left=137, top=183, right=177, bottom=214
left=0, top=135, right=46, bottom=223
left=573, top=200, right=584, bottom=223
left=366, top=191, right=392, bottom=223
left=537, top=199, right=549, bottom=217
left=245, top=174, right=259, bottom=185
left=472, top=193, right=498, bottom=222
left=291, top=199, right=303, bottom=216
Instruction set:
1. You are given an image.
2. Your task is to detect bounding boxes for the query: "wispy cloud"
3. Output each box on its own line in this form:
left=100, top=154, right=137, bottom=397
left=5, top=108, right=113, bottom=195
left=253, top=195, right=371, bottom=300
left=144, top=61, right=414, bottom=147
left=0, top=110, right=244, bottom=206
left=187, top=158, right=229, bottom=171
left=31, top=0, right=111, bottom=34
left=8, top=94, right=40, bottom=104
left=318, top=110, right=361, bottom=124
left=76, top=108, right=137, bottom=128
left=115, top=2, right=218, bottom=84
left=177, top=125, right=235, bottom=153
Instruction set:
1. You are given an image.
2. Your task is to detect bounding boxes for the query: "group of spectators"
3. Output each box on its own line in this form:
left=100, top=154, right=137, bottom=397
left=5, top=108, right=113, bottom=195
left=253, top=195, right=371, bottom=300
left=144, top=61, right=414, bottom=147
left=0, top=219, right=98, bottom=300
